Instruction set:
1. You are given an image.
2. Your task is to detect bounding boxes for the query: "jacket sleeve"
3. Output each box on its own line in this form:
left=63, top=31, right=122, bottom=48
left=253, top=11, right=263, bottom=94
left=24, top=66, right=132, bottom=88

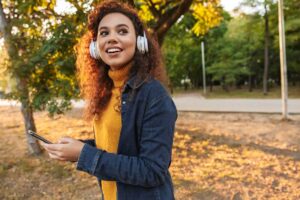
left=76, top=94, right=177, bottom=187
left=79, top=139, right=96, bottom=147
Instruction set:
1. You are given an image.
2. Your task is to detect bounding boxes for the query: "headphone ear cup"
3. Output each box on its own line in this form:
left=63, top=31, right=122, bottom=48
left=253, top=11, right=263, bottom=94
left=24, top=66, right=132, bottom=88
left=137, top=36, right=140, bottom=52
left=137, top=36, right=143, bottom=54
left=141, top=36, right=145, bottom=54
left=137, top=32, right=148, bottom=54
left=89, top=41, right=101, bottom=59
left=143, top=32, right=148, bottom=53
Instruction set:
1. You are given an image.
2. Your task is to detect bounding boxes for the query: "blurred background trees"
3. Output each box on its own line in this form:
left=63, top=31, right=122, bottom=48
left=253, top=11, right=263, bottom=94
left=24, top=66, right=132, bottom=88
left=163, top=0, right=299, bottom=93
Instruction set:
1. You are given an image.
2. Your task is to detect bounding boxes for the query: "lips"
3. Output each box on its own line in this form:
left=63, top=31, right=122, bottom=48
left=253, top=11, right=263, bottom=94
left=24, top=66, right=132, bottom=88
left=106, top=47, right=123, bottom=54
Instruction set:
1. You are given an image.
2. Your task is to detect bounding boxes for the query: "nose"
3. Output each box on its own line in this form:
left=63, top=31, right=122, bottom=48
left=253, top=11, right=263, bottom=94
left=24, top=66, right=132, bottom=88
left=107, top=31, right=118, bottom=44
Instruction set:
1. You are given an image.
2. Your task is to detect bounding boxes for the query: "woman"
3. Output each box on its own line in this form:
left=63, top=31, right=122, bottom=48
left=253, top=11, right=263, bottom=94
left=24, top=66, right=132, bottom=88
left=41, top=1, right=177, bottom=199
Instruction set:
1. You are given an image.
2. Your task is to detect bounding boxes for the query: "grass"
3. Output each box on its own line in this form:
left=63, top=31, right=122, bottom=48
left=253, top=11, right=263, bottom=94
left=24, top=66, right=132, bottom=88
left=1, top=107, right=300, bottom=199
left=173, top=85, right=300, bottom=99
left=42, top=159, right=73, bottom=179
left=0, top=163, right=11, bottom=178
left=17, top=159, right=36, bottom=173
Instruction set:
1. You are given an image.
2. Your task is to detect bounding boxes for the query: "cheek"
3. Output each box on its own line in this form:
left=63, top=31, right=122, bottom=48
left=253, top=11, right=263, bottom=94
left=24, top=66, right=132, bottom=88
left=97, top=41, right=105, bottom=53
left=97, top=41, right=107, bottom=60
left=125, top=37, right=137, bottom=55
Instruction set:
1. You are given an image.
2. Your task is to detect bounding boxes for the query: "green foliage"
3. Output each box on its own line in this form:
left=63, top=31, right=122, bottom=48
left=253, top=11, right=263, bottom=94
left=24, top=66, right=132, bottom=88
left=163, top=0, right=300, bottom=90
left=135, top=0, right=222, bottom=36
left=163, top=10, right=255, bottom=88
left=207, top=13, right=263, bottom=85
left=0, top=46, right=10, bottom=91
left=163, top=13, right=203, bottom=87
left=2, top=0, right=89, bottom=116
left=270, top=0, right=300, bottom=78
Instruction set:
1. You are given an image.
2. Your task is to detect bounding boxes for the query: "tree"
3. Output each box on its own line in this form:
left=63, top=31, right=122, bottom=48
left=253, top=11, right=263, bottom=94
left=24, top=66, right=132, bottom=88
left=202, top=11, right=231, bottom=91
left=241, top=0, right=274, bottom=95
left=206, top=14, right=264, bottom=91
left=162, top=10, right=224, bottom=89
left=162, top=13, right=200, bottom=88
left=0, top=43, right=10, bottom=92
left=284, top=0, right=300, bottom=85
left=269, top=0, right=300, bottom=86
left=263, top=0, right=271, bottom=95
left=132, top=0, right=222, bottom=45
left=0, top=0, right=86, bottom=154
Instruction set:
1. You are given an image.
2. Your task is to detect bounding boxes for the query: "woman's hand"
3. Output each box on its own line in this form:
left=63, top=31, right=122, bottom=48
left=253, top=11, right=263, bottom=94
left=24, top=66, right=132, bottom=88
left=40, top=137, right=84, bottom=162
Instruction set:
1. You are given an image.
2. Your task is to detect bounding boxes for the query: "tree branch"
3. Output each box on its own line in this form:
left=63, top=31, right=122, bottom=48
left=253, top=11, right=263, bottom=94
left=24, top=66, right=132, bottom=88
left=158, top=0, right=175, bottom=12
left=154, top=0, right=193, bottom=45
left=147, top=0, right=160, bottom=18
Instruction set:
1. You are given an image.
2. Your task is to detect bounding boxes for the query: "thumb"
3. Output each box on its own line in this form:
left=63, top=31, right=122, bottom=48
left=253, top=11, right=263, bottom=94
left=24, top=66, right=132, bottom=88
left=58, top=137, right=73, bottom=144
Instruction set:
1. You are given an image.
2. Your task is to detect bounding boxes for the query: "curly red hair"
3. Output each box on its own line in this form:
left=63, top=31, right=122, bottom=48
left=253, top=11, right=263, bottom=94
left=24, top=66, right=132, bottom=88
left=76, top=0, right=167, bottom=121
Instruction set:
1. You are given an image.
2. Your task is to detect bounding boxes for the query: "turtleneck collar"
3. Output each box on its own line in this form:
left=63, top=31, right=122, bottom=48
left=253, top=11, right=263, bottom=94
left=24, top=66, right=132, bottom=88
left=108, top=65, right=132, bottom=88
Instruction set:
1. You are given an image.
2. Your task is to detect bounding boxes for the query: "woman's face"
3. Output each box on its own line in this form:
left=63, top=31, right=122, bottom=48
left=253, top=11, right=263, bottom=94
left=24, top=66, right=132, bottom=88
left=97, top=12, right=137, bottom=71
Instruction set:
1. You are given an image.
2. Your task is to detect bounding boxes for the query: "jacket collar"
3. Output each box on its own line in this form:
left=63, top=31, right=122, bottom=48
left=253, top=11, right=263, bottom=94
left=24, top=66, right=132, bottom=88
left=124, top=73, right=150, bottom=91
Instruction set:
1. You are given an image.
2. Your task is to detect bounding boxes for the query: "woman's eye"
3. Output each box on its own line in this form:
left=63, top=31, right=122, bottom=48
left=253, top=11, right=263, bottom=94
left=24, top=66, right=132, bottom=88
left=99, top=31, right=108, bottom=36
left=119, top=29, right=128, bottom=35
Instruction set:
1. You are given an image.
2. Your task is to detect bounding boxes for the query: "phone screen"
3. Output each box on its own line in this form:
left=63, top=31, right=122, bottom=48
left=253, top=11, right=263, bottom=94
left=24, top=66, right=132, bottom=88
left=28, top=130, right=53, bottom=144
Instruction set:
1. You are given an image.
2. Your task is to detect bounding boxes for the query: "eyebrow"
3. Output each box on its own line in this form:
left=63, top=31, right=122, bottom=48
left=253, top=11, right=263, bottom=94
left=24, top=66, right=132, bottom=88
left=98, top=24, right=129, bottom=31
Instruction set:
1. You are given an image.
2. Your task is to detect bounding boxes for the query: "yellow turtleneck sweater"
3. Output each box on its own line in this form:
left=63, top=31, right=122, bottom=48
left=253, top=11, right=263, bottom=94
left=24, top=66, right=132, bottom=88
left=93, top=65, right=131, bottom=200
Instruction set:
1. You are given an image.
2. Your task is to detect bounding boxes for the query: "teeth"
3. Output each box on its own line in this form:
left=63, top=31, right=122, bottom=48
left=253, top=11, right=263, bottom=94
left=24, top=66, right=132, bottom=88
left=107, top=48, right=121, bottom=53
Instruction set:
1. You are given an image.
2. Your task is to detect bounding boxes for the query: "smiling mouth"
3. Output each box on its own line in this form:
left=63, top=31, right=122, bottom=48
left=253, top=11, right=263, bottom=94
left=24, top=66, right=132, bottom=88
left=106, top=48, right=123, bottom=54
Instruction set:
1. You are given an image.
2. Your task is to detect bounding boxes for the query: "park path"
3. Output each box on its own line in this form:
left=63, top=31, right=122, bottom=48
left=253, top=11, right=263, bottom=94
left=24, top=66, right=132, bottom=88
left=0, top=95, right=300, bottom=114
left=173, top=95, right=300, bottom=114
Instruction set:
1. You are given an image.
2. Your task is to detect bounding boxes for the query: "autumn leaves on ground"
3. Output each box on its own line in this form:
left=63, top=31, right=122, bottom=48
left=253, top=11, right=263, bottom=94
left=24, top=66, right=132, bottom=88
left=1, top=106, right=300, bottom=200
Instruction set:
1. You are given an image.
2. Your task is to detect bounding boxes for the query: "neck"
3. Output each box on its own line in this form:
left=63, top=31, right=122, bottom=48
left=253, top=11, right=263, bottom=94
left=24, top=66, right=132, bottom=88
left=108, top=63, right=132, bottom=88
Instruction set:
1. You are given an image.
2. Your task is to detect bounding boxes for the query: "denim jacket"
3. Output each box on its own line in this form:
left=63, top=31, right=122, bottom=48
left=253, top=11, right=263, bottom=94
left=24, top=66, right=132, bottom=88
left=76, top=75, right=177, bottom=200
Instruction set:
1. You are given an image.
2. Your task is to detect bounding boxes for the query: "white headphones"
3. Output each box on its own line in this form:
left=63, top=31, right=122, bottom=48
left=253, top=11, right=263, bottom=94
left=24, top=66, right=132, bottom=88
left=89, top=40, right=101, bottom=60
left=89, top=31, right=149, bottom=59
left=137, top=31, right=148, bottom=54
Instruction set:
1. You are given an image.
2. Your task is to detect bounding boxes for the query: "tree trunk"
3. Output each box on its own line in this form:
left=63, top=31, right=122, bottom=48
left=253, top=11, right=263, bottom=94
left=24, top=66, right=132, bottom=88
left=125, top=0, right=193, bottom=46
left=221, top=77, right=229, bottom=92
left=154, top=0, right=193, bottom=45
left=21, top=105, right=41, bottom=154
left=209, top=76, right=213, bottom=92
left=248, top=74, right=253, bottom=92
left=263, top=2, right=270, bottom=95
left=0, top=1, right=42, bottom=155
left=19, top=78, right=42, bottom=154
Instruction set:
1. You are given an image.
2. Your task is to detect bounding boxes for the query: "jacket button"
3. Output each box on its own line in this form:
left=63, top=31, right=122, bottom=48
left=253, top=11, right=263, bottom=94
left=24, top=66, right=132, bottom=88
left=122, top=101, right=126, bottom=105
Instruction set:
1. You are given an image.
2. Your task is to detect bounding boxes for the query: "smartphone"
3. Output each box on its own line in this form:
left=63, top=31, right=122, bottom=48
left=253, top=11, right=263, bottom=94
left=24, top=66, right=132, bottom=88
left=28, top=130, right=52, bottom=144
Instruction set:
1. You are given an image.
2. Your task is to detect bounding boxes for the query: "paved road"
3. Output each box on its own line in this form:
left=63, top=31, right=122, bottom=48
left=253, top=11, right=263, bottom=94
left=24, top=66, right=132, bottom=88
left=1, top=96, right=300, bottom=114
left=173, top=96, right=300, bottom=114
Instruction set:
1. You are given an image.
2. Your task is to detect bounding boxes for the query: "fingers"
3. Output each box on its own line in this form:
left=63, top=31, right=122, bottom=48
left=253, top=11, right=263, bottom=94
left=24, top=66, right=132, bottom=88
left=48, top=152, right=66, bottom=161
left=40, top=143, right=63, bottom=159
left=42, top=143, right=63, bottom=151
left=58, top=137, right=73, bottom=144
left=39, top=137, right=80, bottom=162
left=39, top=141, right=46, bottom=146
left=47, top=148, right=66, bottom=161
left=39, top=140, right=68, bottom=161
